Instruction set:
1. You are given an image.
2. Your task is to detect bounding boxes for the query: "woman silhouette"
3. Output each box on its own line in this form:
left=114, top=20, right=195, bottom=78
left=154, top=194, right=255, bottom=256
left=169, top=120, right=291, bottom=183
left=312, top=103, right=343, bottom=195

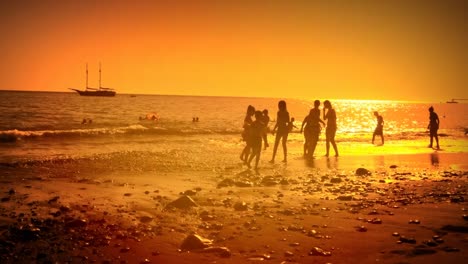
left=323, top=100, right=339, bottom=157
left=427, top=106, right=440, bottom=149
left=240, top=105, right=255, bottom=162
left=270, top=100, right=290, bottom=163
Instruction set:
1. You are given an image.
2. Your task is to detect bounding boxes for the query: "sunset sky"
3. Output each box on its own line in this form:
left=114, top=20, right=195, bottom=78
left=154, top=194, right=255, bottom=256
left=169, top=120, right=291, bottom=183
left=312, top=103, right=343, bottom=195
left=0, top=0, right=466, bottom=101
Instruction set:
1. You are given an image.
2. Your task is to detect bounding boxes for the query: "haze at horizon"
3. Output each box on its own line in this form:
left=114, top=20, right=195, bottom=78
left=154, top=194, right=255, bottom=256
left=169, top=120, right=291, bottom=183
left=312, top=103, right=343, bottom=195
left=0, top=0, right=466, bottom=102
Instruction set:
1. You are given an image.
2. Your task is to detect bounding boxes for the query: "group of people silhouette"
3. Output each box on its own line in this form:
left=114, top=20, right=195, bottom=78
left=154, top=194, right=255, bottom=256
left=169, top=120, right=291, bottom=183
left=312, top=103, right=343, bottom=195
left=240, top=101, right=442, bottom=170
left=240, top=100, right=340, bottom=170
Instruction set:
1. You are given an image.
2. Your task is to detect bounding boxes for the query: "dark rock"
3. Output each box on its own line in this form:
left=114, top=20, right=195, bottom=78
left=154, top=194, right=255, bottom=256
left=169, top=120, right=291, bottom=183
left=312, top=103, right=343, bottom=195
left=59, top=205, right=71, bottom=212
left=48, top=196, right=59, bottom=203
left=165, top=195, right=198, bottom=210
left=65, top=219, right=87, bottom=228
left=8, top=189, right=16, bottom=195
left=11, top=225, right=41, bottom=241
left=450, top=196, right=464, bottom=203
left=399, top=236, right=416, bottom=244
left=139, top=216, right=153, bottom=223
left=217, top=178, right=235, bottom=188
left=356, top=226, right=367, bottom=232
left=423, top=240, right=438, bottom=247
left=120, top=247, right=131, bottom=253
left=1, top=197, right=10, bottom=202
left=234, top=181, right=253, bottom=187
left=337, top=195, right=353, bottom=201
left=330, top=177, right=342, bottom=183
left=200, top=246, right=231, bottom=258
left=356, top=168, right=371, bottom=176
left=280, top=178, right=289, bottom=185
left=180, top=234, right=213, bottom=251
left=261, top=176, right=278, bottom=186
left=200, top=211, right=215, bottom=221
left=181, top=190, right=197, bottom=196
left=389, top=165, right=398, bottom=169
left=233, top=202, right=248, bottom=211
left=441, top=246, right=460, bottom=252
left=441, top=225, right=468, bottom=233
left=412, top=248, right=436, bottom=255
left=309, top=246, right=332, bottom=256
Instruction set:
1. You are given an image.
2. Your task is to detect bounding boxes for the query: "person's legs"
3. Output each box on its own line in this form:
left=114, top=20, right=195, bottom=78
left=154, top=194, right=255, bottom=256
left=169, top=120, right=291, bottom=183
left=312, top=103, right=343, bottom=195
left=330, top=131, right=338, bottom=156
left=303, top=139, right=309, bottom=157
left=262, top=132, right=269, bottom=149
left=270, top=134, right=281, bottom=162
left=281, top=133, right=288, bottom=162
left=240, top=145, right=248, bottom=161
left=429, top=131, right=434, bottom=148
left=434, top=130, right=439, bottom=148
left=309, top=130, right=319, bottom=157
left=255, top=147, right=261, bottom=169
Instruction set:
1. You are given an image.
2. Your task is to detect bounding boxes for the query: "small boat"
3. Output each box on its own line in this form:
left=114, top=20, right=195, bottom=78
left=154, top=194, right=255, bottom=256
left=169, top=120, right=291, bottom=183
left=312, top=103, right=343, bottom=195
left=69, top=63, right=116, bottom=97
left=446, top=99, right=458, bottom=104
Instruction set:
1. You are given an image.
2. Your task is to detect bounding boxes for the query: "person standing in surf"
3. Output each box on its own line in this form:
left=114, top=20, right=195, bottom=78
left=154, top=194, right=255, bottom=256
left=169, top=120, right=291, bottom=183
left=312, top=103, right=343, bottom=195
left=427, top=106, right=440, bottom=149
left=240, top=105, right=255, bottom=162
left=323, top=100, right=339, bottom=157
left=262, top=109, right=270, bottom=150
left=247, top=111, right=264, bottom=170
left=270, top=100, right=290, bottom=163
left=372, top=111, right=384, bottom=145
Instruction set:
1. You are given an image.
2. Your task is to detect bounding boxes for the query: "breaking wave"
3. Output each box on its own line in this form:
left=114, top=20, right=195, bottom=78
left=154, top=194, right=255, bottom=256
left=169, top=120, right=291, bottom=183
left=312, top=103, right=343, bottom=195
left=0, top=124, right=242, bottom=142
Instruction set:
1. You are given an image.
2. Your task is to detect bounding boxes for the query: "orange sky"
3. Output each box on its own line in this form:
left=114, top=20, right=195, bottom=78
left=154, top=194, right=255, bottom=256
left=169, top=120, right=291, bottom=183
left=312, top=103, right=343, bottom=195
left=0, top=0, right=466, bottom=101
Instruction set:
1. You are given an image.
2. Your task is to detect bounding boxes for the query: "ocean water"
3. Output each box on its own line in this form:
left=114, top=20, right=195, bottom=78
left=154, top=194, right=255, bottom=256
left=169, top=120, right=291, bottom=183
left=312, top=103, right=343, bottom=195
left=0, top=91, right=467, bottom=171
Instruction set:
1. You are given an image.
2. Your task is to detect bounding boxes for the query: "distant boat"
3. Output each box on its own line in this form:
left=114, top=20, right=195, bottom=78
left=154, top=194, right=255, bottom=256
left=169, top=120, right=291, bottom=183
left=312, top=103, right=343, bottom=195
left=69, top=63, right=116, bottom=97
left=446, top=99, right=458, bottom=104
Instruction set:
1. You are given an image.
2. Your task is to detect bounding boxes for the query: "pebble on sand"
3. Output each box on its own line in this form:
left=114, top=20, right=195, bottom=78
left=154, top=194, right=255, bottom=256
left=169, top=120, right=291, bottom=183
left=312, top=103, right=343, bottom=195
left=165, top=195, right=198, bottom=210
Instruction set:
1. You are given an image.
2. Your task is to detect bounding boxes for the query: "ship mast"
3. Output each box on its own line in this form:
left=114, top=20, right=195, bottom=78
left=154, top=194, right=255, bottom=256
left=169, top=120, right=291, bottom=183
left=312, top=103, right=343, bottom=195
left=99, top=62, right=102, bottom=89
left=86, top=63, right=89, bottom=89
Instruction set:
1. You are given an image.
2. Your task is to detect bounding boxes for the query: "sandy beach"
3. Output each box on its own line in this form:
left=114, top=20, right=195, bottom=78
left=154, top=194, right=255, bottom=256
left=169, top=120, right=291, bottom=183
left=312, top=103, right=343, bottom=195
left=1, top=151, right=467, bottom=264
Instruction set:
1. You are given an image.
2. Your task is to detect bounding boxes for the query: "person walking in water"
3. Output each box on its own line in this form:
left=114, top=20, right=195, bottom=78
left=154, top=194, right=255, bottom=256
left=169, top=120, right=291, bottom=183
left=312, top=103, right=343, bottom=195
left=427, top=106, right=440, bottom=149
left=247, top=111, right=264, bottom=170
left=372, top=111, right=384, bottom=145
left=301, top=100, right=325, bottom=158
left=240, top=105, right=255, bottom=162
left=270, top=100, right=290, bottom=163
left=323, top=100, right=339, bottom=157
left=262, top=109, right=270, bottom=150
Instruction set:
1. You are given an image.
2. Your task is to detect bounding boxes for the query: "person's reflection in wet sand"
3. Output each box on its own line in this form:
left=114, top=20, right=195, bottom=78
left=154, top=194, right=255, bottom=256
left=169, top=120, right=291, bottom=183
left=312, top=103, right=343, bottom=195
left=305, top=157, right=316, bottom=168
left=430, top=152, right=439, bottom=167
left=326, top=157, right=339, bottom=170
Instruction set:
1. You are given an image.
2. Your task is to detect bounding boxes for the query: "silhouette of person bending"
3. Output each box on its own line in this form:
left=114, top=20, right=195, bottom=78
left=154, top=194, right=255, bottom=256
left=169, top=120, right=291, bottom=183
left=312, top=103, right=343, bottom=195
left=262, top=109, right=270, bottom=150
left=270, top=100, right=290, bottom=163
left=301, top=100, right=325, bottom=158
left=372, top=111, right=384, bottom=145
left=427, top=106, right=440, bottom=149
left=323, top=100, right=339, bottom=157
left=247, top=111, right=265, bottom=170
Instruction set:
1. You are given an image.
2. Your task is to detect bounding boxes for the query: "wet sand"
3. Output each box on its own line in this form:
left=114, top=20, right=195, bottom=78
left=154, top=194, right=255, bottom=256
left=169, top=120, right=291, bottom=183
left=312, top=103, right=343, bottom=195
left=1, top=152, right=467, bottom=263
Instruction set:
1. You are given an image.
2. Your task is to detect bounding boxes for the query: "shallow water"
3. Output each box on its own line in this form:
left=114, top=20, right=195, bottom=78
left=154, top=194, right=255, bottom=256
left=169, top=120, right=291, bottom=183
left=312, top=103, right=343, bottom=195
left=1, top=91, right=467, bottom=168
